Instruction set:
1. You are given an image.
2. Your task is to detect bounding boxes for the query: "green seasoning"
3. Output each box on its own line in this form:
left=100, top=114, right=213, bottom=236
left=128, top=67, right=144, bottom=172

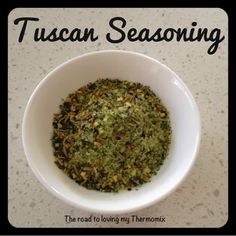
left=52, top=79, right=171, bottom=192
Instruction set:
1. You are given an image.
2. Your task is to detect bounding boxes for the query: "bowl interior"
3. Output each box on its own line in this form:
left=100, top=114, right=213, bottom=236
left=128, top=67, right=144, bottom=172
left=23, top=51, right=200, bottom=213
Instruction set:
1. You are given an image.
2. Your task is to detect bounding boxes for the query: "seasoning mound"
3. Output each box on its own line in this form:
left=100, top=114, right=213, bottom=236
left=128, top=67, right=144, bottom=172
left=52, top=79, right=171, bottom=192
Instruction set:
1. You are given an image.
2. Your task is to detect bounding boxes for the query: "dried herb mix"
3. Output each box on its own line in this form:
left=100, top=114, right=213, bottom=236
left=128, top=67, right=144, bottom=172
left=52, top=79, right=171, bottom=192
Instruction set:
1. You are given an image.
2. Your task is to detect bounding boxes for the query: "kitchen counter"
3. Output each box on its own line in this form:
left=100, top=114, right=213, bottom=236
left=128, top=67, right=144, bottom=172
left=8, top=8, right=228, bottom=228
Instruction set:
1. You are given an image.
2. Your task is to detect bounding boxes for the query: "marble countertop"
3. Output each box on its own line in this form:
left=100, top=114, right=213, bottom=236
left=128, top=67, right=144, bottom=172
left=8, top=8, right=228, bottom=228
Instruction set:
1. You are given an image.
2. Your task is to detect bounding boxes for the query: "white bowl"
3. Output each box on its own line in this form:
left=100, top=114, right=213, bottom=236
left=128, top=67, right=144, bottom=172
left=22, top=50, right=201, bottom=214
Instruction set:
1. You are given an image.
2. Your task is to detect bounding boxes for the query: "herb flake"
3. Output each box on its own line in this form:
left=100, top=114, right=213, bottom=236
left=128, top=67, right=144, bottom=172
left=52, top=79, right=172, bottom=192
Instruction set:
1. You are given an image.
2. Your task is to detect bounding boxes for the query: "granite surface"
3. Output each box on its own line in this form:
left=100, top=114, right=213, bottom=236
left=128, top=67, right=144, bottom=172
left=8, top=8, right=228, bottom=228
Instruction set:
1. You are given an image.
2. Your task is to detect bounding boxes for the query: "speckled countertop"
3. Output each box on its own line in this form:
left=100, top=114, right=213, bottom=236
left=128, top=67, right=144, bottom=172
left=8, top=8, right=228, bottom=228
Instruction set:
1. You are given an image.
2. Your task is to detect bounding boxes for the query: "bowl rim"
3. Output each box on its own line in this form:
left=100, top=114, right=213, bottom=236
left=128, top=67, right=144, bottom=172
left=22, top=49, right=201, bottom=214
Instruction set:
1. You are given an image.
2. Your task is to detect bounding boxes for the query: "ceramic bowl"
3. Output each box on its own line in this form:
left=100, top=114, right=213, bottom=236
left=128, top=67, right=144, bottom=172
left=22, top=50, right=201, bottom=214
